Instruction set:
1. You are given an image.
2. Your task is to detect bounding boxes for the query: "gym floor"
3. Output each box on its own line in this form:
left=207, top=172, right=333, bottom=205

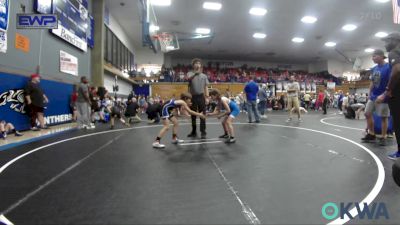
left=0, top=111, right=399, bottom=224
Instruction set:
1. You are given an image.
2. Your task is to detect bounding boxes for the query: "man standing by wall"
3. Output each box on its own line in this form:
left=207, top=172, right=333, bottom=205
left=187, top=58, right=209, bottom=139
left=77, top=76, right=94, bottom=129
left=362, top=50, right=391, bottom=146
left=25, top=74, right=49, bottom=131
left=244, top=75, right=260, bottom=123
left=378, top=33, right=400, bottom=159
left=286, top=75, right=301, bottom=122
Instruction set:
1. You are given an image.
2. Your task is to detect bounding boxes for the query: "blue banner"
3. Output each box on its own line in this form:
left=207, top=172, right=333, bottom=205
left=51, top=0, right=88, bottom=51
left=0, top=0, right=9, bottom=31
left=0, top=72, right=73, bottom=130
left=87, top=14, right=94, bottom=48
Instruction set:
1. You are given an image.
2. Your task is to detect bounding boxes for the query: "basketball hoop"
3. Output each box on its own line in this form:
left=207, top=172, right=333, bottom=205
left=152, top=32, right=179, bottom=52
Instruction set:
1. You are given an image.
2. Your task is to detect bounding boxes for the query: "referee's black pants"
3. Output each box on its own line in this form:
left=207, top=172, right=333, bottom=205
left=389, top=97, right=400, bottom=151
left=190, top=94, right=206, bottom=135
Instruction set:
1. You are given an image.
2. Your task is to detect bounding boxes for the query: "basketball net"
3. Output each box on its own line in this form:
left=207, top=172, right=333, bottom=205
left=153, top=33, right=175, bottom=52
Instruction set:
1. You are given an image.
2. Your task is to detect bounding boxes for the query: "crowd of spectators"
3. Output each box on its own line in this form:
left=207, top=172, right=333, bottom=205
left=133, top=64, right=344, bottom=85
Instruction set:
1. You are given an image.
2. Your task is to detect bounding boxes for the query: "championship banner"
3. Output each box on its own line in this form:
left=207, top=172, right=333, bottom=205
left=0, top=0, right=9, bottom=31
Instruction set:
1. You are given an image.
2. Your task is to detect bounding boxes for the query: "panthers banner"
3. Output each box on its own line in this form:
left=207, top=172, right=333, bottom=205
left=0, top=72, right=73, bottom=130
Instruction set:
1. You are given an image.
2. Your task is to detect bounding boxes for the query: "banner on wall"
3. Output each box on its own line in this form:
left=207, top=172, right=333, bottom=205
left=0, top=30, right=6, bottom=53
left=0, top=0, right=9, bottom=31
left=300, top=82, right=306, bottom=92
left=311, top=83, right=317, bottom=93
left=87, top=14, right=94, bottom=48
left=282, top=81, right=288, bottom=92
left=327, top=82, right=336, bottom=90
left=0, top=72, right=73, bottom=130
left=52, top=0, right=88, bottom=52
left=306, top=83, right=311, bottom=92
left=60, top=50, right=78, bottom=76
left=276, top=82, right=283, bottom=92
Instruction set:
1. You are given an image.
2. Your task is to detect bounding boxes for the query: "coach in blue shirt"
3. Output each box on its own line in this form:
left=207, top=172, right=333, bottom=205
left=362, top=49, right=391, bottom=146
left=244, top=74, right=260, bottom=123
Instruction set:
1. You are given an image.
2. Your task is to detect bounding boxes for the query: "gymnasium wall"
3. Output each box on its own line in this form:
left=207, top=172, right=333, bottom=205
left=0, top=0, right=93, bottom=84
left=151, top=83, right=245, bottom=99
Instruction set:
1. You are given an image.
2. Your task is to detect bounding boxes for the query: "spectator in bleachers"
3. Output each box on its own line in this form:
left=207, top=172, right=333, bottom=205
left=25, top=74, right=49, bottom=131
left=0, top=120, right=23, bottom=139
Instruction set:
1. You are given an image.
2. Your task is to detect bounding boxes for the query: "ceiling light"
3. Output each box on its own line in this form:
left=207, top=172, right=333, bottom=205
left=375, top=32, right=388, bottom=38
left=325, top=42, right=337, bottom=47
left=253, top=33, right=266, bottom=39
left=375, top=0, right=390, bottom=3
left=166, top=46, right=175, bottom=50
left=292, top=37, right=304, bottom=43
left=195, top=28, right=211, bottom=34
left=342, top=24, right=357, bottom=31
left=203, top=2, right=222, bottom=10
left=365, top=48, right=375, bottom=53
left=249, top=7, right=267, bottom=16
left=301, top=16, right=317, bottom=24
left=150, top=0, right=171, bottom=6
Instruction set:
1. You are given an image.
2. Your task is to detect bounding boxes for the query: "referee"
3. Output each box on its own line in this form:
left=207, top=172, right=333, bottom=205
left=187, top=58, right=209, bottom=139
left=378, top=32, right=400, bottom=160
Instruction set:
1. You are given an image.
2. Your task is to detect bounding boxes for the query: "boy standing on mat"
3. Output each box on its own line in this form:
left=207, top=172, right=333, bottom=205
left=153, top=93, right=206, bottom=149
left=207, top=89, right=240, bottom=143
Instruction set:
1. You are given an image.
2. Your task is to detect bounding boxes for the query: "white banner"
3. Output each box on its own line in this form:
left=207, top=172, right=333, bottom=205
left=327, top=82, right=336, bottom=90
left=0, top=30, right=6, bottom=53
left=52, top=26, right=87, bottom=52
left=60, top=50, right=78, bottom=76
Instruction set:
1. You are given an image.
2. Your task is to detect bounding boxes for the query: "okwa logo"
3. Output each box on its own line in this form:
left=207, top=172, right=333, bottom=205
left=321, top=202, right=389, bottom=220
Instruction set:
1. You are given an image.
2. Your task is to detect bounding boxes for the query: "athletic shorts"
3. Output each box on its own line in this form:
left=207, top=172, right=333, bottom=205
left=365, top=100, right=390, bottom=117
left=287, top=96, right=300, bottom=110
left=161, top=106, right=175, bottom=120
left=228, top=101, right=240, bottom=118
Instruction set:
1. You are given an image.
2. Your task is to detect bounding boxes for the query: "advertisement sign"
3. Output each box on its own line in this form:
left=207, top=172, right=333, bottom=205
left=52, top=0, right=88, bottom=51
left=16, top=14, right=58, bottom=29
left=0, top=0, right=9, bottom=31
left=60, top=50, right=78, bottom=76
left=0, top=72, right=73, bottom=130
left=0, top=30, right=6, bottom=53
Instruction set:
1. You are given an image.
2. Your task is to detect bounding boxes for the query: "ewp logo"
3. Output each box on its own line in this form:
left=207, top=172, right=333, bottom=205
left=321, top=202, right=389, bottom=221
left=16, top=14, right=58, bottom=29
